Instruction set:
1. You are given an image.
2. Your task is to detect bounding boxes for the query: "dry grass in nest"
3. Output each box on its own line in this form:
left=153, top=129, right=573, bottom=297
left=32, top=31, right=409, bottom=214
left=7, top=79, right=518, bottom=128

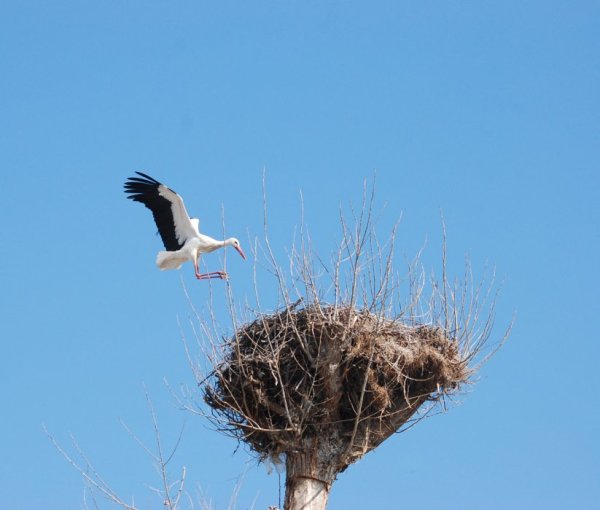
left=205, top=303, right=470, bottom=468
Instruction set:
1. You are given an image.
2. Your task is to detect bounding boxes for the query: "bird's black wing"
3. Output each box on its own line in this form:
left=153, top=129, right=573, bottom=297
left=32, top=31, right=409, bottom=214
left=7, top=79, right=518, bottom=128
left=124, top=171, right=194, bottom=251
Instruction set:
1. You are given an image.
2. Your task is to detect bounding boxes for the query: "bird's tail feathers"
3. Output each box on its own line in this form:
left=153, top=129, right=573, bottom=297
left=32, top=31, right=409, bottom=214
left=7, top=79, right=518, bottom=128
left=156, top=251, right=185, bottom=270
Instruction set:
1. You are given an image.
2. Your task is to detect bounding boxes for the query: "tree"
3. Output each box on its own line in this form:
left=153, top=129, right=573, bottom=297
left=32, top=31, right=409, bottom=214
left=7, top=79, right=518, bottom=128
left=193, top=185, right=507, bottom=510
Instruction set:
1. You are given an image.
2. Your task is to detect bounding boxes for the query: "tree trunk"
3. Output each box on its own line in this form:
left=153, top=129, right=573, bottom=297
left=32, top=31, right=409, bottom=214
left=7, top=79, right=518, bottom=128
left=284, top=448, right=337, bottom=510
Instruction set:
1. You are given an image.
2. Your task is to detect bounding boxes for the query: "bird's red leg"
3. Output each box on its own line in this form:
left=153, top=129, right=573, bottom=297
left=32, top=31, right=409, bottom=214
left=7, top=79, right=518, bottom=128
left=196, top=272, right=228, bottom=280
left=194, top=253, right=228, bottom=280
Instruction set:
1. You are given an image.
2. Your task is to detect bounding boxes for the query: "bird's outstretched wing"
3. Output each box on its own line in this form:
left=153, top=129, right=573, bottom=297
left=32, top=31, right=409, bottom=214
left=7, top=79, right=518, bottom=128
left=124, top=172, right=199, bottom=251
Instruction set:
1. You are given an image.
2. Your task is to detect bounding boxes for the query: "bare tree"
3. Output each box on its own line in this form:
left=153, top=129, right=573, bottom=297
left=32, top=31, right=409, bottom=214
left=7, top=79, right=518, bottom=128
left=46, top=388, right=190, bottom=510
left=183, top=182, right=509, bottom=510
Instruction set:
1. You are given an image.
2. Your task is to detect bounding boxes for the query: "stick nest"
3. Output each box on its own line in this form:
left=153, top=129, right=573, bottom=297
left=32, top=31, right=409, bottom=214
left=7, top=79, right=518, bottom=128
left=205, top=304, right=470, bottom=467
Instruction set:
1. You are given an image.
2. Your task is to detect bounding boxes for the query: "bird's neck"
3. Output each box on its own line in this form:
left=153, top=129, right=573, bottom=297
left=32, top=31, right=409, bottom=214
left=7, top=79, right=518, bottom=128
left=197, top=234, right=226, bottom=250
left=213, top=238, right=228, bottom=250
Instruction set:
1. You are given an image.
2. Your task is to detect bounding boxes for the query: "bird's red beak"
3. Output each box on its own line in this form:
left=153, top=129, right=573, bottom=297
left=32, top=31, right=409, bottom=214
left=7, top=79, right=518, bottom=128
left=235, top=245, right=247, bottom=260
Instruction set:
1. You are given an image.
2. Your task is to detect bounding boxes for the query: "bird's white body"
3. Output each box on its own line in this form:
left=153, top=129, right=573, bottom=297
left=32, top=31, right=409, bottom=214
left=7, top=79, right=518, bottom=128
left=124, top=172, right=246, bottom=280
left=156, top=235, right=240, bottom=271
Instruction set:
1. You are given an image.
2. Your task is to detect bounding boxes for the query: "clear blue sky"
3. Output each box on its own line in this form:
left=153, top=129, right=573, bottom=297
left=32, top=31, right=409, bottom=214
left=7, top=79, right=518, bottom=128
left=1, top=2, right=599, bottom=509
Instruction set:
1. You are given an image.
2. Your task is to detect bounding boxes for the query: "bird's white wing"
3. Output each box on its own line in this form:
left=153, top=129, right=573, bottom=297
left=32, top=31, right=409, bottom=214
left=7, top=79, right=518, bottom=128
left=190, top=218, right=200, bottom=236
left=157, top=184, right=198, bottom=245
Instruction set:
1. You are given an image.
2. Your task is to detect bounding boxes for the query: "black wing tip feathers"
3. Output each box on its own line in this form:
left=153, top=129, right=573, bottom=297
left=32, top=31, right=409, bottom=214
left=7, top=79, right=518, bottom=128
left=134, top=171, right=161, bottom=183
left=123, top=172, right=164, bottom=200
left=124, top=171, right=161, bottom=187
left=123, top=171, right=184, bottom=251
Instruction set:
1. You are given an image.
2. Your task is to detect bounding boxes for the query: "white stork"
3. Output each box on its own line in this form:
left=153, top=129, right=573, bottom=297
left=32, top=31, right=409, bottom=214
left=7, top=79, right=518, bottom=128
left=124, top=172, right=246, bottom=280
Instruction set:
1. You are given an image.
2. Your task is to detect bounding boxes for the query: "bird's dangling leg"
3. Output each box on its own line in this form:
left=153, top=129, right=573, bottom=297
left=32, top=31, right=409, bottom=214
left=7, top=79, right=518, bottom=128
left=194, top=256, right=228, bottom=280
left=196, top=271, right=228, bottom=280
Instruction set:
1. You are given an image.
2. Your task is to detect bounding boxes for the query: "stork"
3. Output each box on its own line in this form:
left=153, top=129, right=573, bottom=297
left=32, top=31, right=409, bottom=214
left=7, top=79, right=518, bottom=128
left=124, top=172, right=246, bottom=280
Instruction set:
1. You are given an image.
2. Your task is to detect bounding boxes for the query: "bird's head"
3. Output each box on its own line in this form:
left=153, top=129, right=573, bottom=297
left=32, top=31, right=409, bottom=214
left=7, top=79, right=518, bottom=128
left=227, top=238, right=246, bottom=260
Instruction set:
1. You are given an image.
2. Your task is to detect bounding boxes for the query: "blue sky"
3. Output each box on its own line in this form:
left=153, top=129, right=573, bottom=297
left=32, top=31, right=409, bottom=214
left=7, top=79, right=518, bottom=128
left=1, top=1, right=599, bottom=508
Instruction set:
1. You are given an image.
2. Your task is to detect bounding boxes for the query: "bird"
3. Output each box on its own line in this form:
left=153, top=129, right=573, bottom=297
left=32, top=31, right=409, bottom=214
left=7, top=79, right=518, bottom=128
left=124, top=171, right=246, bottom=280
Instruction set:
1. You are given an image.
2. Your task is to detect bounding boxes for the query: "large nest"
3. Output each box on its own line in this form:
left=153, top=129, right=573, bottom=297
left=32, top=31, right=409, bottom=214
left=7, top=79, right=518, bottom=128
left=205, top=303, right=470, bottom=470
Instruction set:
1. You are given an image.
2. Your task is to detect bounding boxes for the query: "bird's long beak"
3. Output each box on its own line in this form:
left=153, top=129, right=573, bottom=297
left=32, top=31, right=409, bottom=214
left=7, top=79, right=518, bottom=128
left=235, top=245, right=247, bottom=260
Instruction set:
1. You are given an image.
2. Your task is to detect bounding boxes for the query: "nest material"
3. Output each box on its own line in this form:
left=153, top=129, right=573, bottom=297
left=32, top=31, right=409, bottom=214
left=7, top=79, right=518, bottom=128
left=205, top=304, right=470, bottom=470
